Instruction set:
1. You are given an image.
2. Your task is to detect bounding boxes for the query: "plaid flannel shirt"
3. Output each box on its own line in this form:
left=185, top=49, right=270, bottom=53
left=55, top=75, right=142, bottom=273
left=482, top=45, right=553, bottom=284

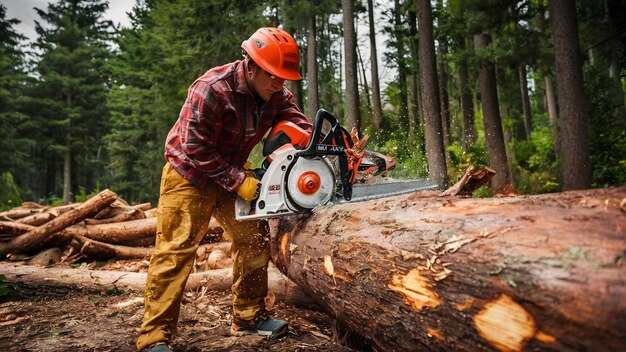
left=164, top=60, right=311, bottom=191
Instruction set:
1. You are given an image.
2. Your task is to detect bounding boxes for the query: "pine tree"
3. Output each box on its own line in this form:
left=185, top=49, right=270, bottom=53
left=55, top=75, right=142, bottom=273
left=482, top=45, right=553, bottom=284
left=0, top=5, right=29, bottom=208
left=31, top=0, right=113, bottom=203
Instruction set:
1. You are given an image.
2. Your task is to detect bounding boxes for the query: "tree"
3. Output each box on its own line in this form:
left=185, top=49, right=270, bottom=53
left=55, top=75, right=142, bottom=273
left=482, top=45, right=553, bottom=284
left=367, top=0, right=383, bottom=131
left=0, top=5, right=29, bottom=208
left=548, top=0, right=591, bottom=190
left=474, top=32, right=511, bottom=191
left=342, top=0, right=361, bottom=131
left=415, top=0, right=448, bottom=189
left=306, top=13, right=319, bottom=119
left=32, top=0, right=113, bottom=203
left=457, top=37, right=477, bottom=148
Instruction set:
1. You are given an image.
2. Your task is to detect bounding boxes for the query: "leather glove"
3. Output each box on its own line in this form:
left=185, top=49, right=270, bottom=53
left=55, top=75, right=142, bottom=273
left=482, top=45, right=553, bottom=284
left=237, top=173, right=261, bottom=201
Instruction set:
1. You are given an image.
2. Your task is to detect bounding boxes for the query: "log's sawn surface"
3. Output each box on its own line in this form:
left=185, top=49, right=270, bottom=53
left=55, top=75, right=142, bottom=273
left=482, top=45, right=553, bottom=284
left=270, top=187, right=626, bottom=352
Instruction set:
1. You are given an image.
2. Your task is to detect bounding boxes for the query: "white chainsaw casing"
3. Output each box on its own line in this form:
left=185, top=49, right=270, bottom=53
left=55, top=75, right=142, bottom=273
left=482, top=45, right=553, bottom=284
left=235, top=145, right=299, bottom=221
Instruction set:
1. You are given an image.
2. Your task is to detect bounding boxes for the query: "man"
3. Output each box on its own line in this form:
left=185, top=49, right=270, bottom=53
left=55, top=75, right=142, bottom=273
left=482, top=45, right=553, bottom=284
left=137, top=27, right=311, bottom=352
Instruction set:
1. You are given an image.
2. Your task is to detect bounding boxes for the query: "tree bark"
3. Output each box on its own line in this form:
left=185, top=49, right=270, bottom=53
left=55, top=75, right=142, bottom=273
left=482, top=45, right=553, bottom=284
left=62, top=217, right=158, bottom=244
left=416, top=0, right=448, bottom=189
left=16, top=204, right=77, bottom=226
left=474, top=32, right=511, bottom=191
left=438, top=40, right=451, bottom=148
left=458, top=37, right=477, bottom=148
left=269, top=186, right=626, bottom=351
left=0, top=202, right=47, bottom=220
left=0, top=262, right=314, bottom=307
left=0, top=189, right=118, bottom=257
left=544, top=75, right=561, bottom=162
left=342, top=0, right=361, bottom=131
left=518, top=65, right=532, bottom=139
left=367, top=0, right=383, bottom=131
left=306, top=13, right=319, bottom=120
left=549, top=0, right=592, bottom=190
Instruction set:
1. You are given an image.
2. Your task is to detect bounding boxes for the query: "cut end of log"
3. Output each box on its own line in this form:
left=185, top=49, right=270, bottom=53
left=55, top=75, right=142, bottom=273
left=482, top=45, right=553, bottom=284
left=388, top=268, right=441, bottom=311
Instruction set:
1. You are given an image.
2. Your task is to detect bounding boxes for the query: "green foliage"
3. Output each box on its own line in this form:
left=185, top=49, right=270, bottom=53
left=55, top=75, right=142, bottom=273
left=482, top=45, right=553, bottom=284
left=0, top=274, right=17, bottom=298
left=583, top=64, right=626, bottom=187
left=367, top=113, right=429, bottom=179
left=0, top=172, right=21, bottom=211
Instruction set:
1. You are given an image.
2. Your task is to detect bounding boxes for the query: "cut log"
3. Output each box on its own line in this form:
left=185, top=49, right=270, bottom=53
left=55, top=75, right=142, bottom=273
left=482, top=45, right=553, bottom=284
left=16, top=203, right=77, bottom=226
left=269, top=187, right=626, bottom=351
left=0, top=262, right=314, bottom=307
left=84, top=208, right=146, bottom=225
left=74, top=235, right=153, bottom=260
left=0, top=189, right=118, bottom=258
left=144, top=208, right=158, bottom=218
left=0, top=221, right=36, bottom=237
left=62, top=217, right=224, bottom=245
left=62, top=217, right=158, bottom=244
left=0, top=202, right=47, bottom=220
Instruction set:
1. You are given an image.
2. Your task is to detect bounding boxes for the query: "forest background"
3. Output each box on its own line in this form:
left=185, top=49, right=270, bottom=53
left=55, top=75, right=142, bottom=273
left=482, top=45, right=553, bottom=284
left=0, top=0, right=624, bottom=209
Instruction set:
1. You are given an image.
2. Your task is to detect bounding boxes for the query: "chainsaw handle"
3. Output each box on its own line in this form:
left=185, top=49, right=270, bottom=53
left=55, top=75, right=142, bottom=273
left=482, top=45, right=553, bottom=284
left=298, top=109, right=353, bottom=156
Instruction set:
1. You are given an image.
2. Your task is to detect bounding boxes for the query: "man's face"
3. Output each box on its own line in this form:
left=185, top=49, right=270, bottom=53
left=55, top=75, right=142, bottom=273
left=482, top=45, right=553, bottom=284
left=252, top=66, right=285, bottom=101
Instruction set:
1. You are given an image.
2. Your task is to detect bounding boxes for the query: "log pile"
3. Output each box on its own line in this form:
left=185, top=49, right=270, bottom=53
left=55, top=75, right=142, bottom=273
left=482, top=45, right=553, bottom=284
left=0, top=189, right=227, bottom=270
left=0, top=189, right=312, bottom=304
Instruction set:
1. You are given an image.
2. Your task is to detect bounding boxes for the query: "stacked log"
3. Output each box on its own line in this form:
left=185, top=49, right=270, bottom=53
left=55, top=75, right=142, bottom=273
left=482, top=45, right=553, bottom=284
left=0, top=190, right=226, bottom=269
left=0, top=190, right=312, bottom=304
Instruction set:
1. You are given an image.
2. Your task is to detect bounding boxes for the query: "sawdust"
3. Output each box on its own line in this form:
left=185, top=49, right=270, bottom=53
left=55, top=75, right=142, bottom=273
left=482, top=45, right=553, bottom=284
left=0, top=273, right=362, bottom=352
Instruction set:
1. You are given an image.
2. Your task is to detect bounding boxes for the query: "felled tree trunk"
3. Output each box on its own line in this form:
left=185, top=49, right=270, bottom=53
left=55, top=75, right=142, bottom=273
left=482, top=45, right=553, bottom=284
left=0, top=190, right=118, bottom=258
left=269, top=187, right=626, bottom=351
left=0, top=262, right=313, bottom=306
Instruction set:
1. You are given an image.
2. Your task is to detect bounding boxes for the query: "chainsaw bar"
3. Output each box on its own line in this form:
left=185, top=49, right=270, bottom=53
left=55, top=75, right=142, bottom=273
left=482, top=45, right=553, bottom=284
left=340, top=179, right=439, bottom=203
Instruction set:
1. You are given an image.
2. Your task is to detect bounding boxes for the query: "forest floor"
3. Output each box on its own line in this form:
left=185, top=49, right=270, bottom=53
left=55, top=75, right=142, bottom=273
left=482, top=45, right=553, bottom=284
left=0, top=260, right=364, bottom=352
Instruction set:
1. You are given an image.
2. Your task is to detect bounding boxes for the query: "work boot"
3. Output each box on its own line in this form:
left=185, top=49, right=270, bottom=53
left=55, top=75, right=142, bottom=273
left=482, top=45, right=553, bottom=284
left=230, top=310, right=288, bottom=338
left=143, top=342, right=173, bottom=352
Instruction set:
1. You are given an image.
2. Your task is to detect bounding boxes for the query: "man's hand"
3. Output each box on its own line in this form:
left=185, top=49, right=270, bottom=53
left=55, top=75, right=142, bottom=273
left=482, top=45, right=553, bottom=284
left=237, top=173, right=261, bottom=201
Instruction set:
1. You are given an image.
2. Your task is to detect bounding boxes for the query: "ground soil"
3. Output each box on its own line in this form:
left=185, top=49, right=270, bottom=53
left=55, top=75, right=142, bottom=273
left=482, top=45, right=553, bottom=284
left=0, top=260, right=366, bottom=352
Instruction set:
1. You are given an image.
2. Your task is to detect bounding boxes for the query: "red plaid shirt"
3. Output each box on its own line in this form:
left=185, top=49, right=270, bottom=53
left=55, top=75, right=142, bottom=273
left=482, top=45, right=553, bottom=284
left=165, top=60, right=311, bottom=191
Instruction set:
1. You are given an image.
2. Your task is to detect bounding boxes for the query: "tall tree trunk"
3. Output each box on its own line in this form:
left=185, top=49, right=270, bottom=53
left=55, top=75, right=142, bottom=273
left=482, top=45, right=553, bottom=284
left=356, top=44, right=371, bottom=114
left=545, top=75, right=561, bottom=161
left=458, top=37, right=477, bottom=148
left=549, top=0, right=592, bottom=190
left=306, top=14, right=319, bottom=120
left=342, top=0, right=361, bottom=131
left=416, top=0, right=448, bottom=189
left=63, top=92, right=72, bottom=204
left=439, top=40, right=451, bottom=148
left=407, top=9, right=419, bottom=133
left=518, top=65, right=532, bottom=139
left=474, top=32, right=511, bottom=191
left=367, top=0, right=383, bottom=131
left=63, top=148, right=71, bottom=204
left=393, top=0, right=408, bottom=125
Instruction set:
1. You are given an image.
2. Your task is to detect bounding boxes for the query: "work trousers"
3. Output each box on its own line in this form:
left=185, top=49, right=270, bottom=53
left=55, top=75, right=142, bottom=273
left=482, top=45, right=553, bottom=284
left=136, top=163, right=270, bottom=350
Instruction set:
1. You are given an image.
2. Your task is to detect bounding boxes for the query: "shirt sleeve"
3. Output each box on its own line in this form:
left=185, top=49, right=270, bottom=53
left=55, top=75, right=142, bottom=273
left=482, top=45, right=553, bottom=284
left=276, top=88, right=313, bottom=131
left=179, top=80, right=245, bottom=191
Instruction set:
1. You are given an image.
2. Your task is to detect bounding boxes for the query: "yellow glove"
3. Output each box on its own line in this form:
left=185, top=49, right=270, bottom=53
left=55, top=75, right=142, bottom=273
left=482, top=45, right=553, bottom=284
left=237, top=174, right=261, bottom=201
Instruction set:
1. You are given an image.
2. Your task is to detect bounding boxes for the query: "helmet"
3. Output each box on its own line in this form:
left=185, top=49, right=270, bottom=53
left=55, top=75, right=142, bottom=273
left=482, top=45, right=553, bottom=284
left=241, top=27, right=302, bottom=81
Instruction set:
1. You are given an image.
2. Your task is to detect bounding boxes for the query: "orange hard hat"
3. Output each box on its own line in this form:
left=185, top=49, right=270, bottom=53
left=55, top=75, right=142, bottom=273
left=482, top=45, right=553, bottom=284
left=241, top=27, right=302, bottom=81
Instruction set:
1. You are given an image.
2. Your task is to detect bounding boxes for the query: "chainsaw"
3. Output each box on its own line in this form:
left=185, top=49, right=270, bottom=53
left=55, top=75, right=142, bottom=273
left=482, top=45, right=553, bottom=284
left=235, top=109, right=438, bottom=220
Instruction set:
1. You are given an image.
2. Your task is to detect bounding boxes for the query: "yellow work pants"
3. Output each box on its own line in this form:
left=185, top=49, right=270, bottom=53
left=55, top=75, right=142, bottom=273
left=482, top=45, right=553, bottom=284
left=136, top=163, right=270, bottom=350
